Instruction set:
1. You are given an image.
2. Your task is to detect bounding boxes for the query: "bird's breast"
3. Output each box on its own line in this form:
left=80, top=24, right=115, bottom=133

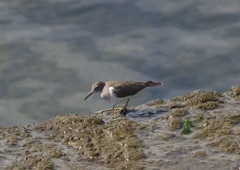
left=100, top=86, right=132, bottom=104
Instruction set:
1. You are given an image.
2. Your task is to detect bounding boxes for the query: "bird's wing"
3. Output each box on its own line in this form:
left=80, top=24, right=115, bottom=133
left=112, top=81, right=147, bottom=98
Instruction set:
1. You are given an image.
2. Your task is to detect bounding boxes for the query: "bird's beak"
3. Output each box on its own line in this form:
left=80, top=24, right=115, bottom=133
left=84, top=91, right=93, bottom=101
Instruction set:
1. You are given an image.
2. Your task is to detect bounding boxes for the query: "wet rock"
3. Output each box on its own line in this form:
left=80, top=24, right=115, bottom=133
left=172, top=90, right=205, bottom=101
left=46, top=147, right=66, bottom=158
left=226, top=86, right=240, bottom=99
left=22, top=155, right=54, bottom=170
left=34, top=114, right=144, bottom=165
left=193, top=150, right=207, bottom=157
left=144, top=99, right=164, bottom=106
left=0, top=126, right=31, bottom=146
left=188, top=93, right=216, bottom=104
left=118, top=162, right=145, bottom=170
left=196, top=101, right=219, bottom=110
left=6, top=155, right=54, bottom=170
left=157, top=132, right=175, bottom=140
left=208, top=137, right=240, bottom=154
left=0, top=87, right=240, bottom=169
left=5, top=163, right=25, bottom=170
left=162, top=108, right=188, bottom=119
left=192, top=109, right=240, bottom=154
left=167, top=116, right=183, bottom=131
left=143, top=99, right=185, bottom=109
left=173, top=90, right=222, bottom=101
left=173, top=90, right=222, bottom=110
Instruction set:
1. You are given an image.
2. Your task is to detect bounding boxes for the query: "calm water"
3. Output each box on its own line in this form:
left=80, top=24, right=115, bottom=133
left=0, top=0, right=240, bottom=125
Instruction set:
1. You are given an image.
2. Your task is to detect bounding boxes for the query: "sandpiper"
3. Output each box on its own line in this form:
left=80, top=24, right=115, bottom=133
left=84, top=80, right=163, bottom=115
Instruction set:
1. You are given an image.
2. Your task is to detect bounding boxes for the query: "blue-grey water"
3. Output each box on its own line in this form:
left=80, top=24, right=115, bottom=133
left=0, top=0, right=240, bottom=126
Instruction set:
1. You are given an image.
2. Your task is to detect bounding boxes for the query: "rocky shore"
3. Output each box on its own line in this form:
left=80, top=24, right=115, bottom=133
left=0, top=87, right=239, bottom=170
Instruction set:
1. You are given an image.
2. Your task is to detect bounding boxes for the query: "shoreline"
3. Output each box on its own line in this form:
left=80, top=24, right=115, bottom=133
left=1, top=86, right=239, bottom=169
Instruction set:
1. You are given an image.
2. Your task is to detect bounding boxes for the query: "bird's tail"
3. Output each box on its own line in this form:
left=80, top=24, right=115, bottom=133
left=144, top=81, right=163, bottom=87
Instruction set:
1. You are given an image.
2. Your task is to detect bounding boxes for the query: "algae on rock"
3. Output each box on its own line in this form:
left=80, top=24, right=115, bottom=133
left=1, top=87, right=240, bottom=169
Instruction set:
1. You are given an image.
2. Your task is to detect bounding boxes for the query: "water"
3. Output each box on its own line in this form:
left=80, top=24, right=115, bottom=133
left=0, top=0, right=240, bottom=125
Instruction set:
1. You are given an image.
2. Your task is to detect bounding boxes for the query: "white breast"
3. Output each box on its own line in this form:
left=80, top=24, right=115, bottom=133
left=108, top=86, right=132, bottom=104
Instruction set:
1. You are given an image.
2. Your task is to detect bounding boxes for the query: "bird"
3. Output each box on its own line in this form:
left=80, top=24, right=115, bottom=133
left=84, top=80, right=163, bottom=115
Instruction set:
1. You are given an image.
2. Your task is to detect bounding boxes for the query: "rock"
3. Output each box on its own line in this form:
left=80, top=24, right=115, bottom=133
left=226, top=86, right=240, bottom=99
left=0, top=87, right=239, bottom=169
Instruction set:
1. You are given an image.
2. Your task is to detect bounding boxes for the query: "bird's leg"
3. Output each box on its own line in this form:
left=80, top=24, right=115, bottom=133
left=112, top=103, right=116, bottom=109
left=95, top=100, right=130, bottom=114
left=120, top=99, right=130, bottom=116
left=124, top=99, right=130, bottom=110
left=112, top=103, right=124, bottom=111
left=95, top=103, right=124, bottom=114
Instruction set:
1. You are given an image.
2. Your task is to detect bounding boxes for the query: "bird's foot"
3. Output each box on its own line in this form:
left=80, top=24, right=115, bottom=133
left=94, top=107, right=122, bottom=114
left=94, top=108, right=114, bottom=114
left=119, top=108, right=128, bottom=116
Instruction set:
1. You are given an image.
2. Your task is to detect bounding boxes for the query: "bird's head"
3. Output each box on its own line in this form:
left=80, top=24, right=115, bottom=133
left=84, top=81, right=105, bottom=100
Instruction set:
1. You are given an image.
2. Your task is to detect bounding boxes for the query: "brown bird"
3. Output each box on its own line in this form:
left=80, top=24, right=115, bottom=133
left=84, top=80, right=163, bottom=115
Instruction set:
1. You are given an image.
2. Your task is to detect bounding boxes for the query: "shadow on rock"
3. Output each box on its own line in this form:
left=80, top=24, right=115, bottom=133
left=125, top=108, right=169, bottom=118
